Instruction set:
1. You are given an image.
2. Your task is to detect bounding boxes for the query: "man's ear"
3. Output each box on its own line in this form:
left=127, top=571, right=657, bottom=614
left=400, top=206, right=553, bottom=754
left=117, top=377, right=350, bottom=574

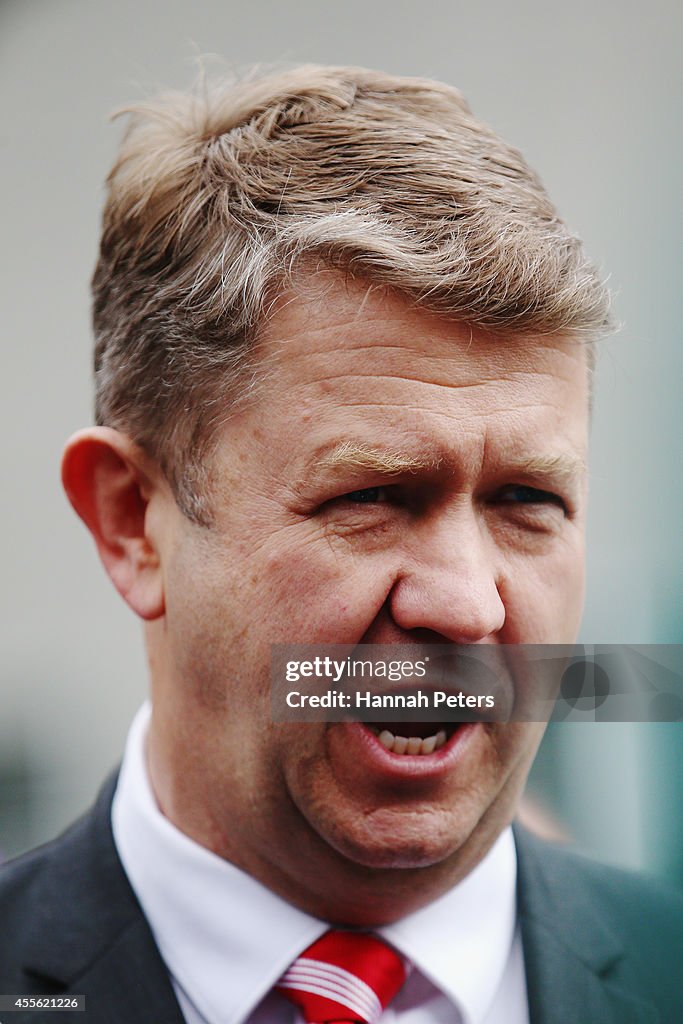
left=61, top=427, right=169, bottom=621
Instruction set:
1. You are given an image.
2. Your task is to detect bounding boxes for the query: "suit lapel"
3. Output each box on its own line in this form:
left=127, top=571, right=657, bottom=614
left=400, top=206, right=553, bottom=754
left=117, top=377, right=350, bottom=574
left=514, top=825, right=658, bottom=1023
left=70, top=917, right=186, bottom=1024
left=19, top=773, right=185, bottom=1024
left=521, top=925, right=657, bottom=1023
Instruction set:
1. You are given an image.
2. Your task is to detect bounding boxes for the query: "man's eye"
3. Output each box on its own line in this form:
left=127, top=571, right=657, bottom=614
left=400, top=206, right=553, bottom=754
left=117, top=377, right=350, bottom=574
left=343, top=486, right=388, bottom=504
left=498, top=484, right=566, bottom=511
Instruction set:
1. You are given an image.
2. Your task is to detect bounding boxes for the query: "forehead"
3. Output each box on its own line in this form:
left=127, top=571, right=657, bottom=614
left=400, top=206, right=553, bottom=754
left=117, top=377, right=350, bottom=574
left=253, top=274, right=589, bottom=441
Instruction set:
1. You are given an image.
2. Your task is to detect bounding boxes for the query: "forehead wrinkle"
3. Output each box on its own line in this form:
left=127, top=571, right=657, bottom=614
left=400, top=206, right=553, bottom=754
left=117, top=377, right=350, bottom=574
left=297, top=369, right=498, bottom=388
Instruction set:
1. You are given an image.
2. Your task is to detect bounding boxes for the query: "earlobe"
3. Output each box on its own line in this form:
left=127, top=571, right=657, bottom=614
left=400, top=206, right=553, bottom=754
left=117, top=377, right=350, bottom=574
left=61, top=427, right=166, bottom=621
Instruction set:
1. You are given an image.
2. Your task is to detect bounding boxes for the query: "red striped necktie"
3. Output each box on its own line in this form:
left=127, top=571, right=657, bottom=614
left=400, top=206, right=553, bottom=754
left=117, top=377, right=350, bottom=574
left=276, top=930, right=409, bottom=1023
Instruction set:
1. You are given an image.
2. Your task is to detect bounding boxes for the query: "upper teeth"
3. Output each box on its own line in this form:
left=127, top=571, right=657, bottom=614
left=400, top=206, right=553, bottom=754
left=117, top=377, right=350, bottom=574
left=375, top=729, right=448, bottom=756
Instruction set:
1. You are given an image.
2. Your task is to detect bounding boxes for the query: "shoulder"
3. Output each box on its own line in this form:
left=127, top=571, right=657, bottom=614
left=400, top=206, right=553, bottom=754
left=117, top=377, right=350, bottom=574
left=515, top=825, right=683, bottom=1017
left=0, top=806, right=92, bottom=930
left=0, top=773, right=141, bottom=988
left=0, top=814, right=85, bottom=987
left=516, top=825, right=683, bottom=938
left=0, top=798, right=92, bottom=893
left=0, top=772, right=115, bottom=905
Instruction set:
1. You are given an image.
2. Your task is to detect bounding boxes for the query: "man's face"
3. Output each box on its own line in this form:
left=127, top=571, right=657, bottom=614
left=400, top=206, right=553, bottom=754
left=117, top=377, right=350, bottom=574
left=148, top=274, right=589, bottom=922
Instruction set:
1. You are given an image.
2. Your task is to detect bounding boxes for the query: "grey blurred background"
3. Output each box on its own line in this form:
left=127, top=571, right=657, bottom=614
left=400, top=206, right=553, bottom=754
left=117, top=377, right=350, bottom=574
left=1, top=0, right=681, bottom=879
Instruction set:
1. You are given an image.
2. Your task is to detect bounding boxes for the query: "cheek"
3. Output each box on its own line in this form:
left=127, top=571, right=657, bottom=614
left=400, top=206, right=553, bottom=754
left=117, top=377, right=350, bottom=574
left=259, top=538, right=397, bottom=643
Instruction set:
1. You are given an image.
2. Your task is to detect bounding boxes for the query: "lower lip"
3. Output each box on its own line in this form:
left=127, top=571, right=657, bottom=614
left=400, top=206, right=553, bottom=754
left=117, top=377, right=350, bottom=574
left=328, top=721, right=482, bottom=783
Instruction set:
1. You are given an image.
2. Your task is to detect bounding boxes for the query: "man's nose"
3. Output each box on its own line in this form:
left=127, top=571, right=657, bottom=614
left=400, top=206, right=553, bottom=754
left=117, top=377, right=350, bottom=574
left=388, top=509, right=506, bottom=643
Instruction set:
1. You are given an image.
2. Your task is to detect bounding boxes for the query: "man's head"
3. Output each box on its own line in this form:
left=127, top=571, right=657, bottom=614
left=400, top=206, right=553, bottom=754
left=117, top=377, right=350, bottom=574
left=63, top=65, right=611, bottom=925
left=90, top=64, right=609, bottom=522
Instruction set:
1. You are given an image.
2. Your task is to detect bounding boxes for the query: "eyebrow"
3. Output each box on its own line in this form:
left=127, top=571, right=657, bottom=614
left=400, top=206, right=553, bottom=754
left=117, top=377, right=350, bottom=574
left=317, top=441, right=441, bottom=476
left=508, top=452, right=587, bottom=485
left=316, top=441, right=585, bottom=485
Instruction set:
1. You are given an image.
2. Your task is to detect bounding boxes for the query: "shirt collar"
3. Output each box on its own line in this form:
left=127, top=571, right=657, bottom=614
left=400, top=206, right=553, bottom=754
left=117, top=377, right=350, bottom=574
left=382, top=828, right=517, bottom=1023
left=113, top=702, right=517, bottom=1024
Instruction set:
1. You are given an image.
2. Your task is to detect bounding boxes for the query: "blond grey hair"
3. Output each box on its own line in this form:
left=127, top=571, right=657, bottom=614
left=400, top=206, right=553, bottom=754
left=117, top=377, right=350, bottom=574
left=93, top=64, right=613, bottom=523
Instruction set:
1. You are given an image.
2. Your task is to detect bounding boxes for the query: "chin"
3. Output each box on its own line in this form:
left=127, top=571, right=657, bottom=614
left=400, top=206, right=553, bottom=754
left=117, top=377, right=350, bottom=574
left=318, top=806, right=473, bottom=872
left=302, top=814, right=480, bottom=928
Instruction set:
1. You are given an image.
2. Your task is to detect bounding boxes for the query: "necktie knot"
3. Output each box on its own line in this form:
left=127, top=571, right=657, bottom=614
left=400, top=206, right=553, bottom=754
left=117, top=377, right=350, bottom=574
left=276, top=930, right=409, bottom=1023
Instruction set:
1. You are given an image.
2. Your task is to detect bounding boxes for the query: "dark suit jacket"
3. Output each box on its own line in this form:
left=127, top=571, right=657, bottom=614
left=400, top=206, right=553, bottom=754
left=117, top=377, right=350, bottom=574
left=1, top=774, right=682, bottom=1023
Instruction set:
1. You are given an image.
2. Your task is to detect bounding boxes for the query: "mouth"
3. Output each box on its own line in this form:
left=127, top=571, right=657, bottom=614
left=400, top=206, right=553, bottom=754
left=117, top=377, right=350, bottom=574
left=327, top=719, right=482, bottom=788
left=364, top=721, right=460, bottom=756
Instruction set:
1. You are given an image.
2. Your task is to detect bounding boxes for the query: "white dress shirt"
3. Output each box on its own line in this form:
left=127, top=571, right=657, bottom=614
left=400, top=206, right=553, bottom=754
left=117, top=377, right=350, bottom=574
left=112, top=704, right=529, bottom=1024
